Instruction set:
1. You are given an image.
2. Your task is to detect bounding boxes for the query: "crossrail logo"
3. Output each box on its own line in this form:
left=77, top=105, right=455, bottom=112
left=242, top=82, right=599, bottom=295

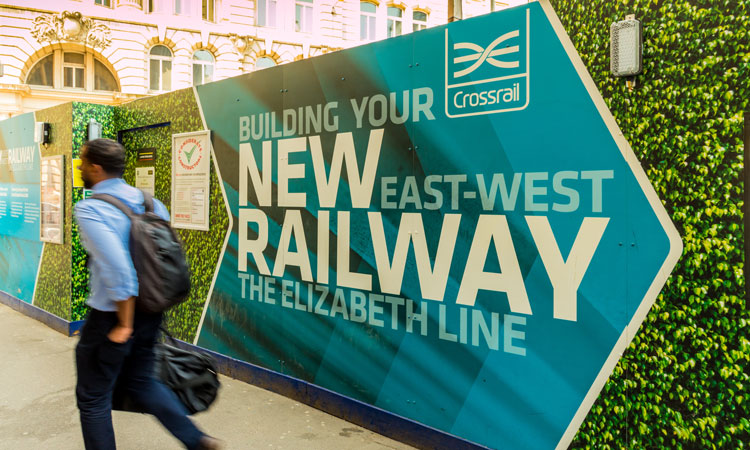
left=445, top=7, right=530, bottom=117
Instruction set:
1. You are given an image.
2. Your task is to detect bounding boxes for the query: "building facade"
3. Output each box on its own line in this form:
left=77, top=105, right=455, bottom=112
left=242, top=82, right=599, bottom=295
left=0, top=0, right=526, bottom=119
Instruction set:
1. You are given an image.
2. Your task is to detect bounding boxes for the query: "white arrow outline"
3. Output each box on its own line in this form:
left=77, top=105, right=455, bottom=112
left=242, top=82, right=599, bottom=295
left=536, top=2, right=684, bottom=449
left=192, top=85, right=234, bottom=346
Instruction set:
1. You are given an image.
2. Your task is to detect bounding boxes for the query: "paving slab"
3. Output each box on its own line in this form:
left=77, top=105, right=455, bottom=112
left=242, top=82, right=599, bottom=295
left=0, top=303, right=415, bottom=450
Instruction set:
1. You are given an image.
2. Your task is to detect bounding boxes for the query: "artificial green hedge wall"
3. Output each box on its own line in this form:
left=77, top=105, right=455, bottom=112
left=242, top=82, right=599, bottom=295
left=71, top=103, right=116, bottom=321
left=67, top=96, right=228, bottom=336
left=117, top=89, right=229, bottom=343
left=33, top=103, right=73, bottom=320
left=548, top=0, right=749, bottom=448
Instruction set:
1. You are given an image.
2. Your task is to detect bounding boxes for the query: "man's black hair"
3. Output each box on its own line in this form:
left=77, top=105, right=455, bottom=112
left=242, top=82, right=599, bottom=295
left=82, top=138, right=126, bottom=177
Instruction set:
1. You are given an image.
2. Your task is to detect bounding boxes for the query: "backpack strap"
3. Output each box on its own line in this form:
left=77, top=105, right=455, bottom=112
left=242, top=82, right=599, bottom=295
left=90, top=190, right=154, bottom=217
left=141, top=189, right=155, bottom=213
left=90, top=193, right=137, bottom=219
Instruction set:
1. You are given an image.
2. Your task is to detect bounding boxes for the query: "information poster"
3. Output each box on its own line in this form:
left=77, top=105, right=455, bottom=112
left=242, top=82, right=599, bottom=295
left=171, top=131, right=210, bottom=231
left=0, top=120, right=41, bottom=242
left=0, top=112, right=44, bottom=304
left=40, top=155, right=64, bottom=244
left=135, top=167, right=155, bottom=196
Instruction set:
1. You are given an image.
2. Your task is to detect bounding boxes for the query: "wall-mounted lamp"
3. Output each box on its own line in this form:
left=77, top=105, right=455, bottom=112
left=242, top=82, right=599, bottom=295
left=88, top=119, right=102, bottom=140
left=610, top=15, right=642, bottom=91
left=34, top=122, right=50, bottom=145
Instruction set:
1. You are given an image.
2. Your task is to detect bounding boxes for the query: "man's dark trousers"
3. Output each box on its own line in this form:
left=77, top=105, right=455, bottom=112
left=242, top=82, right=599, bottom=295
left=75, top=309, right=203, bottom=449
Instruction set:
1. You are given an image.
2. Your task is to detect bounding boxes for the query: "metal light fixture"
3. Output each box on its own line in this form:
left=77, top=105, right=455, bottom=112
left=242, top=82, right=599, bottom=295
left=88, top=119, right=102, bottom=140
left=34, top=122, right=50, bottom=144
left=610, top=15, right=642, bottom=90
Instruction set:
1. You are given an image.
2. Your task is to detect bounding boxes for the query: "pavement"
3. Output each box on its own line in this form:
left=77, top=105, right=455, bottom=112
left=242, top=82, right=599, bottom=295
left=0, top=303, right=415, bottom=450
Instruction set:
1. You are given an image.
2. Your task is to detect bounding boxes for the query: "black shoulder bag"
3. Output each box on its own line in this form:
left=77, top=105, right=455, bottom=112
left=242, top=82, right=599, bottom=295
left=155, top=327, right=221, bottom=415
left=113, top=327, right=220, bottom=415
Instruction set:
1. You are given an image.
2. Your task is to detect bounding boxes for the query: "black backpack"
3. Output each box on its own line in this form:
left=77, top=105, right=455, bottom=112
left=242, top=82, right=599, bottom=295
left=90, top=190, right=191, bottom=313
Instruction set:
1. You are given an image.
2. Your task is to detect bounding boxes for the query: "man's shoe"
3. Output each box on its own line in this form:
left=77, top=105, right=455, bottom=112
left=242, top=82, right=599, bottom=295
left=197, top=435, right=223, bottom=450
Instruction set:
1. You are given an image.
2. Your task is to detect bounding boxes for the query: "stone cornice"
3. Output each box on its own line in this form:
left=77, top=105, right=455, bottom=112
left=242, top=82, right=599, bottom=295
left=0, top=83, right=142, bottom=104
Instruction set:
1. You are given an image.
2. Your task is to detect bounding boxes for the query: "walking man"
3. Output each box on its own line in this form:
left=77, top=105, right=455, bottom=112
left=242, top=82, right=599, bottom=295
left=74, top=138, right=220, bottom=450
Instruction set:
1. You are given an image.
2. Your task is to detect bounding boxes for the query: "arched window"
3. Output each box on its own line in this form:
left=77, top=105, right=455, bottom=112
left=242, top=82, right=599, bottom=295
left=360, top=2, right=377, bottom=41
left=27, top=54, right=54, bottom=87
left=413, top=11, right=428, bottom=32
left=149, top=45, right=172, bottom=91
left=255, top=57, right=277, bottom=71
left=192, top=50, right=214, bottom=86
left=26, top=51, right=119, bottom=91
left=387, top=7, right=403, bottom=38
left=94, top=59, right=118, bottom=91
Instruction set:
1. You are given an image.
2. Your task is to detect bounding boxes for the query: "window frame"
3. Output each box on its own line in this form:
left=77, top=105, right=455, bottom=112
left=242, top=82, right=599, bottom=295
left=149, top=45, right=173, bottom=92
left=254, top=56, right=277, bottom=71
left=26, top=54, right=54, bottom=88
left=202, top=0, right=216, bottom=22
left=25, top=50, right=119, bottom=92
left=360, top=2, right=377, bottom=41
left=413, top=10, right=428, bottom=32
left=256, top=0, right=278, bottom=27
left=94, top=0, right=113, bottom=8
left=148, top=0, right=171, bottom=14
left=295, top=0, right=314, bottom=33
left=62, top=52, right=85, bottom=90
left=93, top=59, right=119, bottom=92
left=387, top=6, right=404, bottom=38
left=192, top=50, right=215, bottom=86
left=174, top=0, right=198, bottom=16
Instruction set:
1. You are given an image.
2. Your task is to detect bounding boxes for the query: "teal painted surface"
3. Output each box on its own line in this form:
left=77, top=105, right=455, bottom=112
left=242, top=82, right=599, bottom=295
left=0, top=113, right=41, bottom=241
left=192, top=4, right=678, bottom=448
left=0, top=113, right=43, bottom=303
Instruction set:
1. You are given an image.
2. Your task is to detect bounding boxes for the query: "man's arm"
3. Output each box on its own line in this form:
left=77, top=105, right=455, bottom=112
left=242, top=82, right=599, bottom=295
left=75, top=201, right=139, bottom=342
left=109, top=296, right=135, bottom=343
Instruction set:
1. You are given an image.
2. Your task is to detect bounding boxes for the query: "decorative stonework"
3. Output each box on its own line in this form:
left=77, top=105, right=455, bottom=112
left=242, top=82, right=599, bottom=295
left=309, top=46, right=341, bottom=58
left=31, top=11, right=112, bottom=49
left=229, top=34, right=253, bottom=54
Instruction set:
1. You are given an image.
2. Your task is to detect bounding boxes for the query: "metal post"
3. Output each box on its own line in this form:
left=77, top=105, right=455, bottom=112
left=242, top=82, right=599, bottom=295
left=448, top=0, right=462, bottom=22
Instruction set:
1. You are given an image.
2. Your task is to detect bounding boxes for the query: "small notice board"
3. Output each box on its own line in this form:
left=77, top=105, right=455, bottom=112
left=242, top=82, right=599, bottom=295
left=171, top=130, right=211, bottom=231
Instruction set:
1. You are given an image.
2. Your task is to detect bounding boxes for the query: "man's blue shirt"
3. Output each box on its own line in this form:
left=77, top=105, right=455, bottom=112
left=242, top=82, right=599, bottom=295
left=74, top=178, right=169, bottom=312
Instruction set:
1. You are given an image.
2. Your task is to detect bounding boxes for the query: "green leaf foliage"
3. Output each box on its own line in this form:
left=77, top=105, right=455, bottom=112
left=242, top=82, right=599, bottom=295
left=70, top=103, right=116, bottom=321
left=548, top=0, right=749, bottom=447
left=117, top=88, right=229, bottom=343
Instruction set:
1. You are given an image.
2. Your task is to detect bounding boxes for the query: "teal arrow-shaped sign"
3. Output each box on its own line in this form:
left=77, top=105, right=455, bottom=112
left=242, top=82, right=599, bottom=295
left=193, top=1, right=682, bottom=448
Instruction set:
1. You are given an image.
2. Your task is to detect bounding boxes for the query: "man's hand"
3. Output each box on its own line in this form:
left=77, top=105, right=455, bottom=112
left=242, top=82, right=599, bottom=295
left=107, top=325, right=133, bottom=344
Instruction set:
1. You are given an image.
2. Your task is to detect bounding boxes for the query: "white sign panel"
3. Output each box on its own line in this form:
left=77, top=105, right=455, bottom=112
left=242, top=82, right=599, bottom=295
left=171, top=131, right=211, bottom=231
left=135, top=166, right=155, bottom=196
left=40, top=155, right=64, bottom=244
